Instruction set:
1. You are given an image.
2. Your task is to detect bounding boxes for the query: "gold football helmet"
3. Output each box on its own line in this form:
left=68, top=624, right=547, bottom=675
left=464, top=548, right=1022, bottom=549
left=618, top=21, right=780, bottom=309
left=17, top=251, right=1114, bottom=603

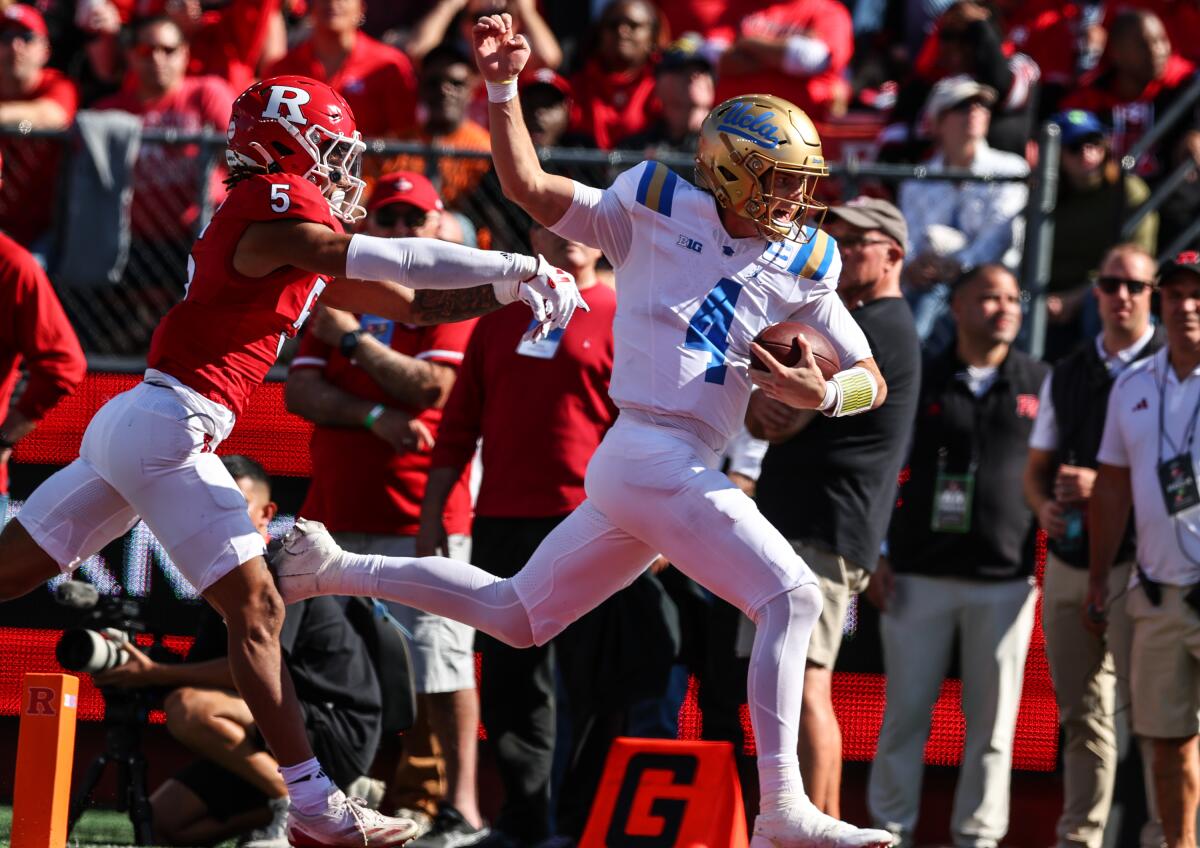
left=695, top=94, right=829, bottom=242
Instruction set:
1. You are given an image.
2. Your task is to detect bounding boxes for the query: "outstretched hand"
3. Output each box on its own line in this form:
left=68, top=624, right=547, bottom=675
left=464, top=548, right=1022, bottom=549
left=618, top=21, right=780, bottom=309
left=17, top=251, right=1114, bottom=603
left=473, top=13, right=531, bottom=82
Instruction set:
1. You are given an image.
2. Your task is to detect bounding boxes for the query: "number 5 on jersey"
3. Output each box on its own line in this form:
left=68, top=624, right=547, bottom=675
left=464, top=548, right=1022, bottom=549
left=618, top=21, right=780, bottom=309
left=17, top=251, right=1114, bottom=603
left=270, top=184, right=291, bottom=213
left=685, top=278, right=742, bottom=385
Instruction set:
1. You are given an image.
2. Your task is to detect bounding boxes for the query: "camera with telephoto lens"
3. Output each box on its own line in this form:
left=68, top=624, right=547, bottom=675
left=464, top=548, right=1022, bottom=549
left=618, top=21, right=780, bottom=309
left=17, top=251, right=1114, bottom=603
left=53, top=580, right=148, bottom=674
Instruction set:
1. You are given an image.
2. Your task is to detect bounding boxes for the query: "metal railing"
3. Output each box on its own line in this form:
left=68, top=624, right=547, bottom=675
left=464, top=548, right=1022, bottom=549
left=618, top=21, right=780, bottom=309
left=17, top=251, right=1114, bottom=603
left=2, top=119, right=1048, bottom=362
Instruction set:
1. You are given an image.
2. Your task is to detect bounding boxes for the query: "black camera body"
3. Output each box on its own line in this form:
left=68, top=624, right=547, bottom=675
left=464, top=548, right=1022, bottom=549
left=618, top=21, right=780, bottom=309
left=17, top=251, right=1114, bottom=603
left=54, top=582, right=149, bottom=674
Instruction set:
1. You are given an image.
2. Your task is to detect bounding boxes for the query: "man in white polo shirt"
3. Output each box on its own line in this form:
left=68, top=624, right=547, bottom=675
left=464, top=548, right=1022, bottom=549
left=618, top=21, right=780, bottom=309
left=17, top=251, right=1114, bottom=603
left=1090, top=250, right=1200, bottom=848
left=1024, top=243, right=1164, bottom=848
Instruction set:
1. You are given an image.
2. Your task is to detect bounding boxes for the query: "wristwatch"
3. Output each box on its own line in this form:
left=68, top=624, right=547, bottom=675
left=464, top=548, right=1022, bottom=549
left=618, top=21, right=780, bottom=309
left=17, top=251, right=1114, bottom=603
left=339, top=329, right=366, bottom=359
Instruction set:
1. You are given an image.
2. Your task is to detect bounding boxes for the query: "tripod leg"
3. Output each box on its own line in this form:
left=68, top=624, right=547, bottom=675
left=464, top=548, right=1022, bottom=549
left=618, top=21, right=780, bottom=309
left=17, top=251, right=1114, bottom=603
left=128, top=750, right=154, bottom=846
left=68, top=753, right=112, bottom=836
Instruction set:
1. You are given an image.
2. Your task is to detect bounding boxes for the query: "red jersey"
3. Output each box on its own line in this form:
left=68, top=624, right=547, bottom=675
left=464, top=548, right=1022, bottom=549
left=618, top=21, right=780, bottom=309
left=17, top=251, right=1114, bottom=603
left=147, top=174, right=341, bottom=419
left=293, top=317, right=478, bottom=536
left=712, top=0, right=853, bottom=119
left=569, top=59, right=660, bottom=150
left=0, top=232, right=85, bottom=494
left=0, top=68, right=79, bottom=247
left=1063, top=53, right=1197, bottom=177
left=95, top=76, right=234, bottom=242
left=267, top=34, right=417, bottom=139
left=432, top=284, right=618, bottom=519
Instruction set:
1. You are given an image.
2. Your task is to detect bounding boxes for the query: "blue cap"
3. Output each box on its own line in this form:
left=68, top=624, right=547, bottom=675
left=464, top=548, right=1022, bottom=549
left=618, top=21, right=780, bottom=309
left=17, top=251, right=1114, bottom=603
left=1052, top=110, right=1107, bottom=146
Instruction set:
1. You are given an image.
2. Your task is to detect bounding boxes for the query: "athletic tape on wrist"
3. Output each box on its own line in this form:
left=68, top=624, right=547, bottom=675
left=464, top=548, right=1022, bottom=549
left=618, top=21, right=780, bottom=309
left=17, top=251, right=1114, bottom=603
left=830, top=367, right=877, bottom=417
left=486, top=79, right=518, bottom=103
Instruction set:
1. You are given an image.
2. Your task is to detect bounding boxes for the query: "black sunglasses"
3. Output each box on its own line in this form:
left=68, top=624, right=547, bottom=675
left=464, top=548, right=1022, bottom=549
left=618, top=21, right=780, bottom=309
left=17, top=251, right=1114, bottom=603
left=1095, top=275, right=1152, bottom=295
left=0, top=29, right=36, bottom=45
left=374, top=203, right=429, bottom=230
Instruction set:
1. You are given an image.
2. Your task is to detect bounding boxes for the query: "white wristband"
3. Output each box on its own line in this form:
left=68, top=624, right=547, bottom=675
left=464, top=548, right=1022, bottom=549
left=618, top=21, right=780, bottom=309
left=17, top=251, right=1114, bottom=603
left=486, top=79, right=518, bottom=103
left=817, top=380, right=839, bottom=412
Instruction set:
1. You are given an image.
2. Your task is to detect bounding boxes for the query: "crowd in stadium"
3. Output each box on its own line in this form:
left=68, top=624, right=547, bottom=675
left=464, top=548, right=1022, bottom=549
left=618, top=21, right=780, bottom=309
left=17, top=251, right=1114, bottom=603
left=2, top=0, right=1200, bottom=847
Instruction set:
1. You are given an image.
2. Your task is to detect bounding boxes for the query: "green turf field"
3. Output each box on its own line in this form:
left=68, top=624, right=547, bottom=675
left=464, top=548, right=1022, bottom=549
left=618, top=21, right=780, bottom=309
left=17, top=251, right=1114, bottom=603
left=0, top=806, right=237, bottom=847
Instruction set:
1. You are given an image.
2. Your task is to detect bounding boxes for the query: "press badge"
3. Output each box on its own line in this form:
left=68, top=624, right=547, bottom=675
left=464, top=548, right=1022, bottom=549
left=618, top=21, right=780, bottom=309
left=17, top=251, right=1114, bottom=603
left=931, top=471, right=975, bottom=533
left=1158, top=454, right=1200, bottom=515
left=516, top=320, right=565, bottom=359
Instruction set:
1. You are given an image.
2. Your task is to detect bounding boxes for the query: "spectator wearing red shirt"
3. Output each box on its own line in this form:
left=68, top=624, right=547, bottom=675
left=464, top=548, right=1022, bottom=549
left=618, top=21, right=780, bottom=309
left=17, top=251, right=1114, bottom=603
left=419, top=225, right=674, bottom=846
left=0, top=222, right=86, bottom=498
left=0, top=5, right=78, bottom=248
left=1063, top=8, right=1200, bottom=247
left=267, top=0, right=417, bottom=140
left=404, top=0, right=562, bottom=73
left=710, top=0, right=853, bottom=121
left=568, top=0, right=661, bottom=150
left=177, top=0, right=285, bottom=95
left=95, top=17, right=233, bottom=256
left=285, top=171, right=486, bottom=847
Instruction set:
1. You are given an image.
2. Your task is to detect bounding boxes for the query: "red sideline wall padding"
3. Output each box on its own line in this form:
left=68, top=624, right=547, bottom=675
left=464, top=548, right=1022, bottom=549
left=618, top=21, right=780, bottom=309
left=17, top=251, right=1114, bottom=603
left=6, top=372, right=1060, bottom=771
left=14, top=374, right=316, bottom=477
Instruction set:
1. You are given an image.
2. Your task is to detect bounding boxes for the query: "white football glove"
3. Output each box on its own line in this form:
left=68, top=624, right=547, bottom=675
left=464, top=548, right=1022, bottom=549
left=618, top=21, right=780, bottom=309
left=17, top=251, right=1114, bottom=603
left=495, top=254, right=589, bottom=341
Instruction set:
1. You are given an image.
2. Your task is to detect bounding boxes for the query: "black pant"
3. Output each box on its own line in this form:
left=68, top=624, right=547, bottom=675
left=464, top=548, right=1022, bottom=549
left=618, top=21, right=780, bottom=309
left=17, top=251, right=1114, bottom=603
left=471, top=515, right=678, bottom=843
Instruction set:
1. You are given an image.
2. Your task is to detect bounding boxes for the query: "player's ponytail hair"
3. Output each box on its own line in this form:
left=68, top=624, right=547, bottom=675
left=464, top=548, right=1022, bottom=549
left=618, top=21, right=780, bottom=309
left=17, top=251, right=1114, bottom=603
left=223, top=162, right=274, bottom=189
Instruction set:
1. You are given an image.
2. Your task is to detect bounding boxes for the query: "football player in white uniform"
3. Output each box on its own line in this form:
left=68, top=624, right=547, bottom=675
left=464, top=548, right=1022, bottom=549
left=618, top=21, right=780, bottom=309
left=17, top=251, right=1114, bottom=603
left=272, top=14, right=895, bottom=848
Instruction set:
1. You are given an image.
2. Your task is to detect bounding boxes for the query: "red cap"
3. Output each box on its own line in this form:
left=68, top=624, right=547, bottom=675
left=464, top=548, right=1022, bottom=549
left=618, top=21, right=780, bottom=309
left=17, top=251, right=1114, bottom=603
left=367, top=171, right=444, bottom=214
left=1, top=5, right=47, bottom=38
left=520, top=68, right=572, bottom=101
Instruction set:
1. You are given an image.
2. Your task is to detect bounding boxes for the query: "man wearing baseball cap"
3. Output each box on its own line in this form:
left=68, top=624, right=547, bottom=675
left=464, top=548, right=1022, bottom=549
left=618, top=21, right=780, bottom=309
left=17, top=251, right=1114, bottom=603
left=366, top=170, right=446, bottom=238
left=0, top=3, right=78, bottom=247
left=899, top=73, right=1028, bottom=355
left=286, top=171, right=487, bottom=846
left=750, top=195, right=921, bottom=817
left=1089, top=251, right=1200, bottom=848
left=1045, top=110, right=1158, bottom=361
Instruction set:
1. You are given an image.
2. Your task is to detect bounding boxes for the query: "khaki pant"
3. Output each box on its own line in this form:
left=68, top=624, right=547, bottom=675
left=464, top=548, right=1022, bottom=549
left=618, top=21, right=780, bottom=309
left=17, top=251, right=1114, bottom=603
left=1041, top=554, right=1132, bottom=848
left=794, top=541, right=870, bottom=668
left=868, top=574, right=1038, bottom=848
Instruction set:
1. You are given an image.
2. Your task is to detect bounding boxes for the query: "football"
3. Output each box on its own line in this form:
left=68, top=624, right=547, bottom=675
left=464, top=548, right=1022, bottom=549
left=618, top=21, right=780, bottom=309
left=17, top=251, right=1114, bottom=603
left=750, top=322, right=840, bottom=380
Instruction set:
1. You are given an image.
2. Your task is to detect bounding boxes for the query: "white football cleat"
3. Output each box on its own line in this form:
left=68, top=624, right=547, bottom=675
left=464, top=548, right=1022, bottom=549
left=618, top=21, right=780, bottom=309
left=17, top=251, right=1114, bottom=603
left=270, top=518, right=345, bottom=604
left=751, top=803, right=896, bottom=848
left=288, top=790, right=420, bottom=847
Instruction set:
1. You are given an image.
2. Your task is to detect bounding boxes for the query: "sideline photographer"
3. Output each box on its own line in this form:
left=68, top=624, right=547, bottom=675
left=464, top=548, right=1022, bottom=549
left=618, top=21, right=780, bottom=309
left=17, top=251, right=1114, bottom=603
left=92, top=456, right=385, bottom=848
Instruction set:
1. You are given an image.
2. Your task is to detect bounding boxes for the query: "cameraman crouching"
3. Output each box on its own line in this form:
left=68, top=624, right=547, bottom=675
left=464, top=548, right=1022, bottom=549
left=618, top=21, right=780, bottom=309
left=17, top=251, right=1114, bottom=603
left=92, top=456, right=384, bottom=847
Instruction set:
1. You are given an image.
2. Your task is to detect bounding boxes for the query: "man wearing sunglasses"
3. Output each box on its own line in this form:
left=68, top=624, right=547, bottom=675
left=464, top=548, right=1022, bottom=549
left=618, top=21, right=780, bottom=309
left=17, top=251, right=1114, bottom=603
left=0, top=4, right=77, bottom=248
left=1024, top=243, right=1163, bottom=848
left=1045, top=110, right=1157, bottom=361
left=1089, top=252, right=1200, bottom=848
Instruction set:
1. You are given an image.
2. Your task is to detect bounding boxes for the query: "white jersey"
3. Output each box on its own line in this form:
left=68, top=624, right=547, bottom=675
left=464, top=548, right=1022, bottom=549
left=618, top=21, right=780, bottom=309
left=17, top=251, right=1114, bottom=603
left=551, top=160, right=873, bottom=452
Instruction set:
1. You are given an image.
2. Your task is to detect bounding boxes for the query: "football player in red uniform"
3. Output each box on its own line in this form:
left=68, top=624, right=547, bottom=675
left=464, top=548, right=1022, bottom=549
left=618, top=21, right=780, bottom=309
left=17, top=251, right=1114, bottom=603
left=0, top=75, right=584, bottom=847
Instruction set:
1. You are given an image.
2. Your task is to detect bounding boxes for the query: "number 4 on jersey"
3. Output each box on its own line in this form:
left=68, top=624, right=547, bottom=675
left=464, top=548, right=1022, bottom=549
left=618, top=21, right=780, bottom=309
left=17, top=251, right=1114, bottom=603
left=685, top=278, right=742, bottom=384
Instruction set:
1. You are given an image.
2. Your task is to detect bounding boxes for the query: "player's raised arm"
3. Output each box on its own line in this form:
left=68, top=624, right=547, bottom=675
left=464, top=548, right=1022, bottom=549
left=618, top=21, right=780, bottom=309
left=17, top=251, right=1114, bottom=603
left=234, top=218, right=585, bottom=333
left=474, top=14, right=577, bottom=226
